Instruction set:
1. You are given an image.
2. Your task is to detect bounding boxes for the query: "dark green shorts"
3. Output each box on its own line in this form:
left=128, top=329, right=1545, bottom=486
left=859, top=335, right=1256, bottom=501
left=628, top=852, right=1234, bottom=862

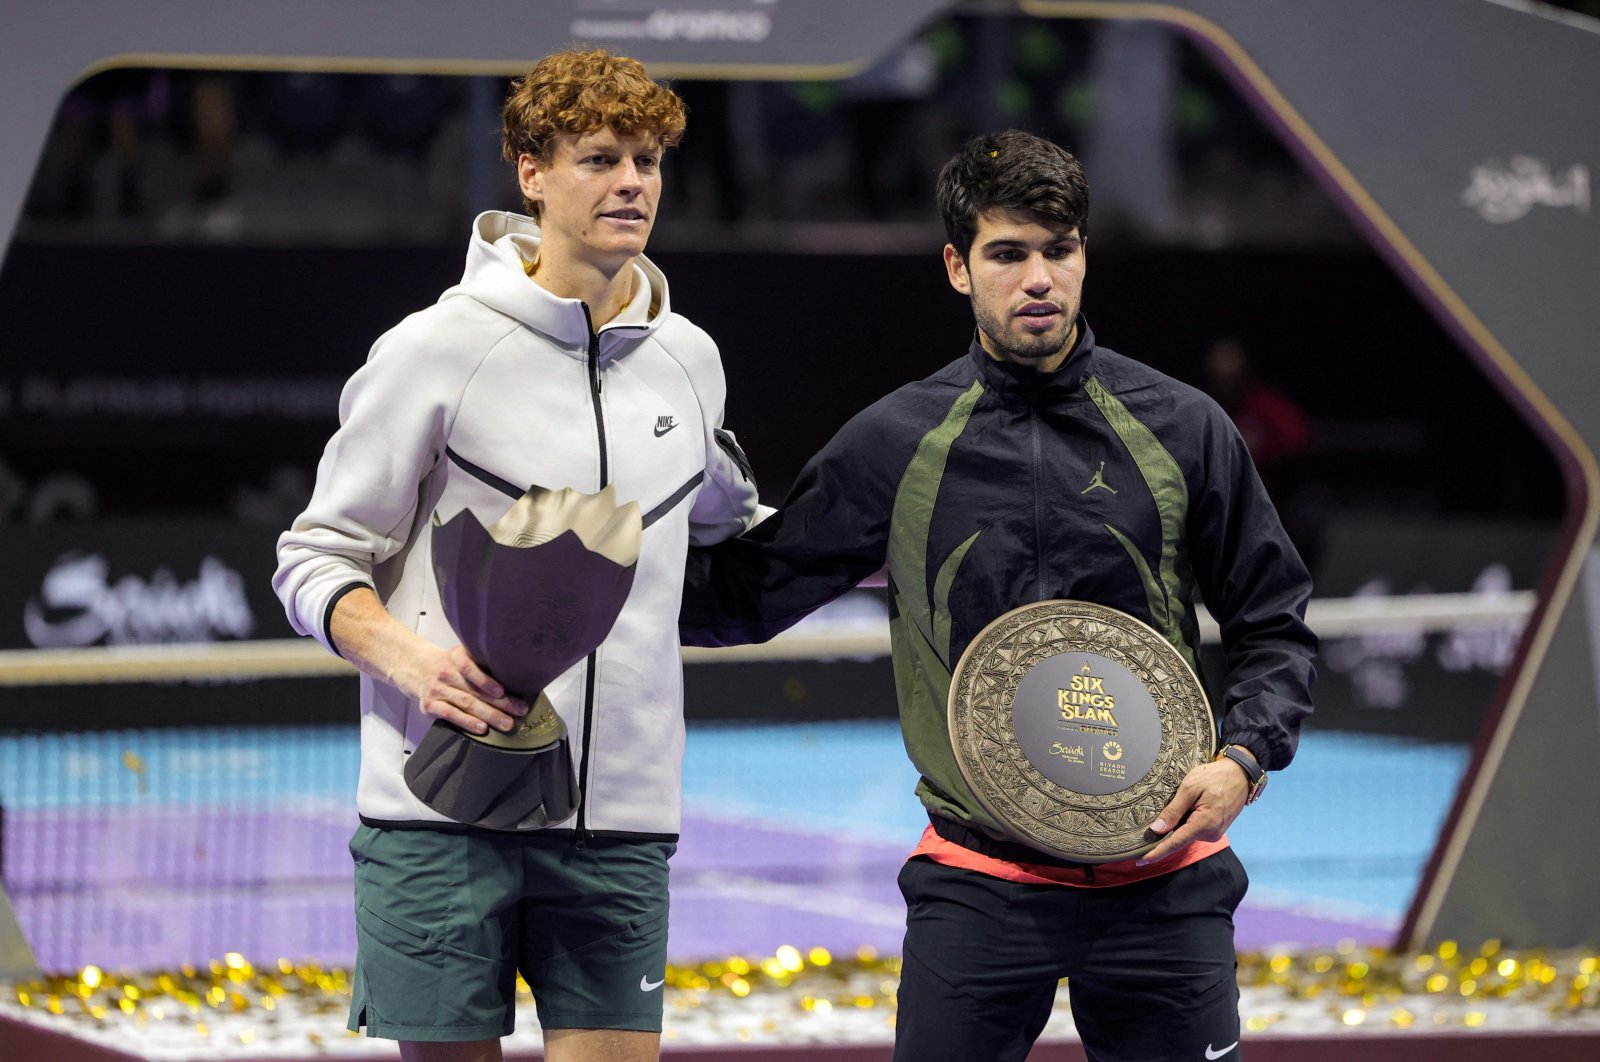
left=347, top=823, right=675, bottom=1042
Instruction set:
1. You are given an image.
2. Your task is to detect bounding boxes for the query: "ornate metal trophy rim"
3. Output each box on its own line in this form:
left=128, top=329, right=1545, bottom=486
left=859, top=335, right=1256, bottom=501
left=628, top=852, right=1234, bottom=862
left=946, top=599, right=1214, bottom=864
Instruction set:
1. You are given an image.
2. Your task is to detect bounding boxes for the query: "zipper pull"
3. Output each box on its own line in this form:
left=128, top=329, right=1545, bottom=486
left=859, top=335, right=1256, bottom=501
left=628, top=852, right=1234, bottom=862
left=583, top=303, right=602, bottom=394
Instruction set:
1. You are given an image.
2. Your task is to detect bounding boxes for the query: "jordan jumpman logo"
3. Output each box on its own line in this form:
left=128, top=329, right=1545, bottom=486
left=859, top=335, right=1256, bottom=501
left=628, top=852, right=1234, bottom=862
left=1081, top=460, right=1117, bottom=495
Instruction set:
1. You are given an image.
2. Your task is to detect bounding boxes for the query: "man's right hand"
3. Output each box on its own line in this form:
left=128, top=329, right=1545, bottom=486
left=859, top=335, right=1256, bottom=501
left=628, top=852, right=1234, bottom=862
left=413, top=642, right=529, bottom=736
left=328, top=588, right=529, bottom=735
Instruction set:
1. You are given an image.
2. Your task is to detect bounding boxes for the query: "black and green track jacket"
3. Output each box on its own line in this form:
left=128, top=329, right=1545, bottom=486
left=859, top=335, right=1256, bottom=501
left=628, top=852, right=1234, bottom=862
left=681, top=320, right=1316, bottom=836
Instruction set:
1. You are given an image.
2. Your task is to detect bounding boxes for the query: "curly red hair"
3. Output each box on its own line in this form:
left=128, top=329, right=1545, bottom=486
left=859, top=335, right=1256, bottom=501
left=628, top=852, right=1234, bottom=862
left=501, top=47, right=686, bottom=217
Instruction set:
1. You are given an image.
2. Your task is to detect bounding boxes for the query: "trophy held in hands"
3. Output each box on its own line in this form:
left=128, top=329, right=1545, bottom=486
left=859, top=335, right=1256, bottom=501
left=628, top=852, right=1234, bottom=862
left=949, top=600, right=1215, bottom=863
left=404, top=483, right=642, bottom=830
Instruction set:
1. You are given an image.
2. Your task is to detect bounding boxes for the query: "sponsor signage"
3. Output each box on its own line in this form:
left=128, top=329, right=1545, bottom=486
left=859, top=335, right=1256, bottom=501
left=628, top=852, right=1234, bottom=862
left=0, top=520, right=292, bottom=652
left=1462, top=156, right=1591, bottom=224
left=571, top=0, right=778, bottom=45
left=1291, top=516, right=1552, bottom=741
left=0, top=520, right=354, bottom=731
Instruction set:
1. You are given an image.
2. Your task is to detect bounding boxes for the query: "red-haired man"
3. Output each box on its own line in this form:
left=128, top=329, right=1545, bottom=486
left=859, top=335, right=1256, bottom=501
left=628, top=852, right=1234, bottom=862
left=276, top=48, right=760, bottom=1062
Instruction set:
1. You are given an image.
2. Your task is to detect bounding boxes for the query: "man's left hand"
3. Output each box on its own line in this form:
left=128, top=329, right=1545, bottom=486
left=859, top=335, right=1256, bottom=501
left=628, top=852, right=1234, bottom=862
left=1135, top=756, right=1251, bottom=866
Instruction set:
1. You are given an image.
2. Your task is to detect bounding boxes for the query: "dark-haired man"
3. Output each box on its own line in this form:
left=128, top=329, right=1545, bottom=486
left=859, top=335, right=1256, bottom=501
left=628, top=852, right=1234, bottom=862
left=681, top=130, right=1316, bottom=1061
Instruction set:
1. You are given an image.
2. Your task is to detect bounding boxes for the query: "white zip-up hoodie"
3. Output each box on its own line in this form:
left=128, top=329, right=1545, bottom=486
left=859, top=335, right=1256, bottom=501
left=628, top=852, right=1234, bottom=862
left=274, top=211, right=759, bottom=835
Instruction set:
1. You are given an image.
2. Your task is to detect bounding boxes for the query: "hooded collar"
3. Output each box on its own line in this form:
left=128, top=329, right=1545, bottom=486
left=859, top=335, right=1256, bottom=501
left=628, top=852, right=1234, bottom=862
left=440, top=211, right=670, bottom=362
left=966, top=316, right=1099, bottom=403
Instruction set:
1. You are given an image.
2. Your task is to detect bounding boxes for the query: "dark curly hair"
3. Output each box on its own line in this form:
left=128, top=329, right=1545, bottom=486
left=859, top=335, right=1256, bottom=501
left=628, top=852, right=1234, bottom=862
left=935, top=130, right=1089, bottom=258
left=501, top=47, right=687, bottom=218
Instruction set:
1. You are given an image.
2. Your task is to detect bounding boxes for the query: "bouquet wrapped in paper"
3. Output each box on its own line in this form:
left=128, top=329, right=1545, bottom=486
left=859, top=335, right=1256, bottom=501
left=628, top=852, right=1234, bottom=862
left=403, top=483, right=641, bottom=830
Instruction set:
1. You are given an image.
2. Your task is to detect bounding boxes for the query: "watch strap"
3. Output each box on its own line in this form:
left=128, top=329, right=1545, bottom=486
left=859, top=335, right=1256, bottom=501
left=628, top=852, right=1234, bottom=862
left=1214, top=744, right=1268, bottom=805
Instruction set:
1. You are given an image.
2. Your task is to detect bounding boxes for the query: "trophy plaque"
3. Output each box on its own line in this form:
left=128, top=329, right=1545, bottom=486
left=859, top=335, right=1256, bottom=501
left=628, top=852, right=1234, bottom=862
left=947, top=599, right=1214, bottom=863
left=404, top=483, right=641, bottom=831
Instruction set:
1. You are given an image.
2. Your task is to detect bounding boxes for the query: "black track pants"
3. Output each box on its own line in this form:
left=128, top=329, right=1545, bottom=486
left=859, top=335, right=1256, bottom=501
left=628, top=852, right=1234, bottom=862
left=893, top=848, right=1249, bottom=1062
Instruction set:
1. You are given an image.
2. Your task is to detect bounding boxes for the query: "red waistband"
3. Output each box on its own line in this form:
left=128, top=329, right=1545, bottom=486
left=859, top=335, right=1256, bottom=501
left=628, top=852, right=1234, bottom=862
left=908, top=824, right=1230, bottom=888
